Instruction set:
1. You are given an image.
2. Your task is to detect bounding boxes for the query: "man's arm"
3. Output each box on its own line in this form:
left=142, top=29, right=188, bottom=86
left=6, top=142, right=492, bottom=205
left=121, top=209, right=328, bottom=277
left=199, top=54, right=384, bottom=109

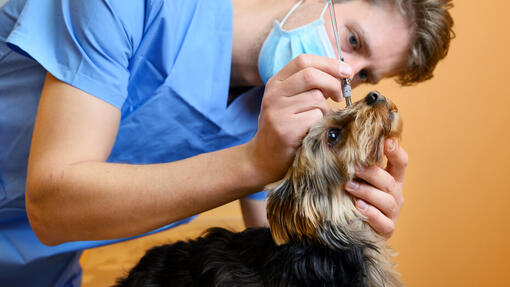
left=26, top=74, right=266, bottom=245
left=240, top=198, right=269, bottom=228
left=27, top=54, right=352, bottom=246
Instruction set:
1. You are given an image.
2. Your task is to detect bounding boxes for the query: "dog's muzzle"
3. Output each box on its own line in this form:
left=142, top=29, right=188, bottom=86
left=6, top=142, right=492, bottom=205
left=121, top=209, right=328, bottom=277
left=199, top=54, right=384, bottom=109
left=365, top=91, right=386, bottom=106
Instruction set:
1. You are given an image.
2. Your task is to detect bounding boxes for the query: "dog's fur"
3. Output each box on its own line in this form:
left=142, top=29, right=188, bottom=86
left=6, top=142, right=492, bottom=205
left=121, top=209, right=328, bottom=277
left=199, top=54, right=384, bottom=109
left=114, top=91, right=404, bottom=287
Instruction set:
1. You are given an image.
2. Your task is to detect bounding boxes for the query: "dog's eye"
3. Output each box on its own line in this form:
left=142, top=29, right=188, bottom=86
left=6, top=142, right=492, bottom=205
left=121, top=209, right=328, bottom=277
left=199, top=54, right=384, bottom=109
left=327, top=128, right=342, bottom=146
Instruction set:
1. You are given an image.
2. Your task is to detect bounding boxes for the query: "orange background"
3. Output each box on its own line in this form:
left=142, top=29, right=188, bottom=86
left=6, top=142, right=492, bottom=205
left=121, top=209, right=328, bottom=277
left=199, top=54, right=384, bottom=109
left=81, top=0, right=510, bottom=286
left=354, top=0, right=510, bottom=285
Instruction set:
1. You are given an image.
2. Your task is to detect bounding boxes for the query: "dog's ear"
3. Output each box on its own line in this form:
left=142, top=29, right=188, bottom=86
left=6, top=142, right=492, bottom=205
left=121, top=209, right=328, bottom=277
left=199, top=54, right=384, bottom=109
left=266, top=176, right=317, bottom=245
left=266, top=142, right=347, bottom=246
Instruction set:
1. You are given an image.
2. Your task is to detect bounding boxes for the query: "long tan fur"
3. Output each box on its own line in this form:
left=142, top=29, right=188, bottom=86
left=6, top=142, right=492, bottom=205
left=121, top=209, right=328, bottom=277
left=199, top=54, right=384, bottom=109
left=267, top=92, right=404, bottom=287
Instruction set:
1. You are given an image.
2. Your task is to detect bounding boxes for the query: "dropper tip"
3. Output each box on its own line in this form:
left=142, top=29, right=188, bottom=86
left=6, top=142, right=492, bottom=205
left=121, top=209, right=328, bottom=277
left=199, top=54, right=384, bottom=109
left=345, top=96, right=352, bottom=107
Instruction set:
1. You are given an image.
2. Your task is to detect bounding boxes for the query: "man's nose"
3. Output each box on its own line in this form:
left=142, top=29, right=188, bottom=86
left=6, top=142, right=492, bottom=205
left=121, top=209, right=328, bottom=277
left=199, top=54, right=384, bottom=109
left=342, top=54, right=368, bottom=87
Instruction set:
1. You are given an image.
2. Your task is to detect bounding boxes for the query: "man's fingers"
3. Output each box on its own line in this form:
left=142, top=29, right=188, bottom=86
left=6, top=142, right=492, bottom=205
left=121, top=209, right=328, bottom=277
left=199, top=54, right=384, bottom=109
left=284, top=89, right=330, bottom=116
left=278, top=67, right=344, bottom=101
left=286, top=108, right=324, bottom=142
left=355, top=200, right=395, bottom=239
left=345, top=180, right=398, bottom=219
left=346, top=140, right=408, bottom=240
left=294, top=108, right=324, bottom=128
left=354, top=164, right=404, bottom=210
left=273, top=54, right=353, bottom=85
left=385, top=139, right=408, bottom=184
left=354, top=165, right=395, bottom=194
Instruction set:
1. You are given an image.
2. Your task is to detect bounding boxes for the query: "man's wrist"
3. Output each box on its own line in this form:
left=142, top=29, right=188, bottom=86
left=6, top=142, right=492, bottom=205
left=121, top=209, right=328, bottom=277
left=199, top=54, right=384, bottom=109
left=237, top=141, right=274, bottom=191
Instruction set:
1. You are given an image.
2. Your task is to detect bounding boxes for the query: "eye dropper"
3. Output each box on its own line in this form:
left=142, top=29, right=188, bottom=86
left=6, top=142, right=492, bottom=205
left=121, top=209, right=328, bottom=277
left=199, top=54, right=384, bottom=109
left=327, top=0, right=353, bottom=107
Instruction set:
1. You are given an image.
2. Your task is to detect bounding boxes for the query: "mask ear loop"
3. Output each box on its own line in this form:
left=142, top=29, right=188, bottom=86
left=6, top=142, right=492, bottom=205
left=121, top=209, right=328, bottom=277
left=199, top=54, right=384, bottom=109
left=281, top=1, right=330, bottom=28
left=319, top=2, right=330, bottom=19
left=280, top=0, right=304, bottom=26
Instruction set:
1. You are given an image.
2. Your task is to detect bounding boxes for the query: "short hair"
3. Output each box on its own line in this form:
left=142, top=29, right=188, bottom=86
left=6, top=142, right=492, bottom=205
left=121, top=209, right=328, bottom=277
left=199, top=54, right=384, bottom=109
left=394, top=0, right=455, bottom=85
left=336, top=0, right=455, bottom=85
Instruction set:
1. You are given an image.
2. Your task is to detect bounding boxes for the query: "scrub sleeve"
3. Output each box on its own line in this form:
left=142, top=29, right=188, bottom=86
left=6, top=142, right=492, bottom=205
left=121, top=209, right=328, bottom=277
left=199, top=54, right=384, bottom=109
left=0, top=0, right=266, bottom=285
left=6, top=0, right=266, bottom=201
left=6, top=0, right=141, bottom=108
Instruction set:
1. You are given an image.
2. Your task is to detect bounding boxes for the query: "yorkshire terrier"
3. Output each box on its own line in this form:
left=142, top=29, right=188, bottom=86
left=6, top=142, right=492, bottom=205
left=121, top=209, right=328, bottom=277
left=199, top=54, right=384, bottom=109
left=114, top=91, right=404, bottom=287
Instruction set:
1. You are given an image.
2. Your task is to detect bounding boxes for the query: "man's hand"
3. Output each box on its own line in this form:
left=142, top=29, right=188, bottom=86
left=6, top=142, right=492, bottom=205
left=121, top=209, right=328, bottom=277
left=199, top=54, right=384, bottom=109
left=246, top=54, right=353, bottom=185
left=344, top=139, right=408, bottom=239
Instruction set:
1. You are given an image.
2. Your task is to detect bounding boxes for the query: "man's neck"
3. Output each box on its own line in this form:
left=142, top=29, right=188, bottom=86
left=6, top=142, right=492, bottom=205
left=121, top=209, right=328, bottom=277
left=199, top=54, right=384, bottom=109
left=231, top=0, right=296, bottom=86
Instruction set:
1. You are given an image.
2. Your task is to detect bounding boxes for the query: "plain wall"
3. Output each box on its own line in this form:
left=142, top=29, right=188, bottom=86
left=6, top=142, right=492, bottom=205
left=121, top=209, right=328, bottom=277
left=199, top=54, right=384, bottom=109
left=345, top=0, right=510, bottom=285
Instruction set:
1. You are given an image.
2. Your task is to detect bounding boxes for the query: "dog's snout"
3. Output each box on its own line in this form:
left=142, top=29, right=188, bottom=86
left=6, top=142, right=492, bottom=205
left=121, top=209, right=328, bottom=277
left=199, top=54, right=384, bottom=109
left=365, top=91, right=386, bottom=106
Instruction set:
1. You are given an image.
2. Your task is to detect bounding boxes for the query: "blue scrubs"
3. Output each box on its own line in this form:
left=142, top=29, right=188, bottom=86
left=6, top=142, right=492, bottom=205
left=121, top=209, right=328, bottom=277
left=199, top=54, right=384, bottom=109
left=0, top=0, right=265, bottom=285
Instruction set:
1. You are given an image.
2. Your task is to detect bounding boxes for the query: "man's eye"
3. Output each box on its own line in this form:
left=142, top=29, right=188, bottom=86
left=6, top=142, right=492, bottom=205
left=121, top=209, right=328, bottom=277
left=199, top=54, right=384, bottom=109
left=349, top=33, right=359, bottom=49
left=358, top=69, right=369, bottom=82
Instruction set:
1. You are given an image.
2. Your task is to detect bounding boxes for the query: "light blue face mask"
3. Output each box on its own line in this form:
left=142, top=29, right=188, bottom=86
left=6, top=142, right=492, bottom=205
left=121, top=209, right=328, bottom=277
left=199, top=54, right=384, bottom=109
left=258, top=0, right=336, bottom=84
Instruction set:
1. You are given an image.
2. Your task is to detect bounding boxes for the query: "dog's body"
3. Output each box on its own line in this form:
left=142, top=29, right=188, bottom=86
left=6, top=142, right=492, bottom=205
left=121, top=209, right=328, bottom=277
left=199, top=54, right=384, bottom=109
left=115, top=227, right=370, bottom=286
left=115, top=92, right=404, bottom=287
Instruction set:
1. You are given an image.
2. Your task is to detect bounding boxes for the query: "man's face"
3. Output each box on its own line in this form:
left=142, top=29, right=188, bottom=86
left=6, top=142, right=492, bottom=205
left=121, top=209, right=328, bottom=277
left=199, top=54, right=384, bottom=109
left=284, top=0, right=412, bottom=88
left=324, top=0, right=411, bottom=87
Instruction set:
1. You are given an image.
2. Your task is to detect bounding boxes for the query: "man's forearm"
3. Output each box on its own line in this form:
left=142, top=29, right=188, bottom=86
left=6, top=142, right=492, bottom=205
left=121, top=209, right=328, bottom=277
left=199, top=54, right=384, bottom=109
left=240, top=198, right=269, bottom=228
left=26, top=143, right=265, bottom=245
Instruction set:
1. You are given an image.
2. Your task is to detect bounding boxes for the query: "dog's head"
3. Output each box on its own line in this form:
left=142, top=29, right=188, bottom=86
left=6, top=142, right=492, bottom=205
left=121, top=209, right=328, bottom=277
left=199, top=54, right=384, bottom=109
left=267, top=91, right=402, bottom=248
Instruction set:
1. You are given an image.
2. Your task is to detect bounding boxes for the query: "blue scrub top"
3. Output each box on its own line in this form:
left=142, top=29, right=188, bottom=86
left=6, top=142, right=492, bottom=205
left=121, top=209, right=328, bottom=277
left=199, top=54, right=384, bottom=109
left=0, top=0, right=266, bottom=285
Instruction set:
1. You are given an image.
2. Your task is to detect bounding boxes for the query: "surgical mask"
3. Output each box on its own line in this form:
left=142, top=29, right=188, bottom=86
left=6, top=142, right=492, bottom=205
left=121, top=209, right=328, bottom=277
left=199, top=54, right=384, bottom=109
left=258, top=0, right=336, bottom=84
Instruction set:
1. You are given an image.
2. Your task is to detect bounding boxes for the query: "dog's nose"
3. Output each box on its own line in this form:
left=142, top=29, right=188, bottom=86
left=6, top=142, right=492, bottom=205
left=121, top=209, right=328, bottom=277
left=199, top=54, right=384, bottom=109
left=365, top=91, right=386, bottom=106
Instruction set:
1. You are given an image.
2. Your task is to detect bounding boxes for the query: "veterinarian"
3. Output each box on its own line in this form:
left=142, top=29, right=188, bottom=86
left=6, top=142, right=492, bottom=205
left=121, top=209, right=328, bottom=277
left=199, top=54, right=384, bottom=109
left=0, top=0, right=453, bottom=285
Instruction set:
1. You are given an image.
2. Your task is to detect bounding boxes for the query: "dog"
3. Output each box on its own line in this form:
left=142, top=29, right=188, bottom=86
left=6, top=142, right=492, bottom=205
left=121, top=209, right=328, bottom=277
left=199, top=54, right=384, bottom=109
left=114, top=91, right=404, bottom=287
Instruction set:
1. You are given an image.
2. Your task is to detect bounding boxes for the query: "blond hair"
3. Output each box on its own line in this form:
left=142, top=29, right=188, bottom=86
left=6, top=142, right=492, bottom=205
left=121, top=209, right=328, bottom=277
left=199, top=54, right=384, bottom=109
left=335, top=0, right=455, bottom=85
left=395, top=0, right=455, bottom=85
